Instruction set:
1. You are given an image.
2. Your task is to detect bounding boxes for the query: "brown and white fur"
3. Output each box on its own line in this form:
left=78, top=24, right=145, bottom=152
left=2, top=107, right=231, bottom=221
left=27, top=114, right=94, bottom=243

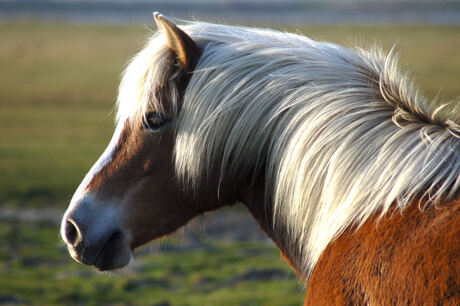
left=61, top=14, right=460, bottom=304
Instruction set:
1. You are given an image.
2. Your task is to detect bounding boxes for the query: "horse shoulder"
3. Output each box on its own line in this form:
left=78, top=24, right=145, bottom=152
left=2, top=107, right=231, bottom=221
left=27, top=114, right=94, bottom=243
left=305, top=199, right=460, bottom=305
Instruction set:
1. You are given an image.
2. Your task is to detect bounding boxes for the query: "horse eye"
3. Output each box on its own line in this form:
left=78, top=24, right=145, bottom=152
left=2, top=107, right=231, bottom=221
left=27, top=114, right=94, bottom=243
left=142, top=112, right=169, bottom=131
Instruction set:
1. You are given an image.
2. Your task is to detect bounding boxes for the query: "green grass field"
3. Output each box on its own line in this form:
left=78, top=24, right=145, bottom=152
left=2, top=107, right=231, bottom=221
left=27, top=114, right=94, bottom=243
left=0, top=22, right=459, bottom=305
left=0, top=219, right=303, bottom=305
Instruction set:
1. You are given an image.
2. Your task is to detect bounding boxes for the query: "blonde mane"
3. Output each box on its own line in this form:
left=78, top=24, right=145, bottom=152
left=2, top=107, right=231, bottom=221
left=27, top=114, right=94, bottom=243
left=117, top=22, right=460, bottom=279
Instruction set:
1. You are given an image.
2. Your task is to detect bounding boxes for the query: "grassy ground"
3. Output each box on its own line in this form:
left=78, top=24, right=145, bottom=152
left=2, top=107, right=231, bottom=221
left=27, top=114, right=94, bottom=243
left=0, top=23, right=459, bottom=305
left=0, top=219, right=302, bottom=305
left=0, top=23, right=144, bottom=207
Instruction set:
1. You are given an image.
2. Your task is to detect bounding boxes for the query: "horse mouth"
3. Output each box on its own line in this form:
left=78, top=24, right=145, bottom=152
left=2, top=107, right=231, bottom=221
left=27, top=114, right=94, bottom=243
left=93, top=232, right=132, bottom=271
left=68, top=231, right=132, bottom=271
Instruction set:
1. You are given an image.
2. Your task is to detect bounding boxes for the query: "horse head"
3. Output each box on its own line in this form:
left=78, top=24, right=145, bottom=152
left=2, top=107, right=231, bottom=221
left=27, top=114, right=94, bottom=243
left=60, top=14, right=232, bottom=271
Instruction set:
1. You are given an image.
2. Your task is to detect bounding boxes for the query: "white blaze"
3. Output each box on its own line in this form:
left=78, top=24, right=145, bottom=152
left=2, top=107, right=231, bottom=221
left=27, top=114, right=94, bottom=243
left=61, top=122, right=125, bottom=244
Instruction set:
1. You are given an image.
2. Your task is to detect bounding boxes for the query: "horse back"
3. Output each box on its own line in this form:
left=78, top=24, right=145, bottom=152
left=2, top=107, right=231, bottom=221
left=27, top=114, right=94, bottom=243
left=305, top=199, right=460, bottom=305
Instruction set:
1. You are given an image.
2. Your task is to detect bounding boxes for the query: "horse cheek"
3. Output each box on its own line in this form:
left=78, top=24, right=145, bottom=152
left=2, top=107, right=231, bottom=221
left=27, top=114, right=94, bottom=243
left=123, top=133, right=195, bottom=249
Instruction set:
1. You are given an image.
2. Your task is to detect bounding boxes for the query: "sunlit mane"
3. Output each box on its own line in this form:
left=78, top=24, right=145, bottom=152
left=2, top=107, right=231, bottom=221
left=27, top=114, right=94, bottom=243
left=117, top=22, right=460, bottom=279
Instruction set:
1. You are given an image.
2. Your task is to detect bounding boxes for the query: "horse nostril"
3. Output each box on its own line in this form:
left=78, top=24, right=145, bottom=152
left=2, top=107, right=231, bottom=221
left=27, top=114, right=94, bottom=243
left=65, top=220, right=80, bottom=246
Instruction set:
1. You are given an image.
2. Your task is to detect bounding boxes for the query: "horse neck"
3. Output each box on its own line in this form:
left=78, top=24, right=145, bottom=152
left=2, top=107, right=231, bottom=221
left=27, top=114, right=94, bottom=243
left=239, top=178, right=305, bottom=280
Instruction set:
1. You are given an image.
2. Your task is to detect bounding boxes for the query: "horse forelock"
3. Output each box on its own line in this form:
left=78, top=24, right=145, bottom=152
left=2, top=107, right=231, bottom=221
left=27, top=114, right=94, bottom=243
left=116, top=34, right=182, bottom=127
left=117, top=22, right=460, bottom=280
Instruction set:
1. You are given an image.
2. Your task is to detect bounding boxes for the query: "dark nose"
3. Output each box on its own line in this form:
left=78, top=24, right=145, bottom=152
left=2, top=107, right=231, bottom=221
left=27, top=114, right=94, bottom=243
left=64, top=219, right=82, bottom=247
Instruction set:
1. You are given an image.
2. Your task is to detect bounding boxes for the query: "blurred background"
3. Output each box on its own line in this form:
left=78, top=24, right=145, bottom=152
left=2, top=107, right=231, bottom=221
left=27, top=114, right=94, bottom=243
left=1, top=0, right=459, bottom=305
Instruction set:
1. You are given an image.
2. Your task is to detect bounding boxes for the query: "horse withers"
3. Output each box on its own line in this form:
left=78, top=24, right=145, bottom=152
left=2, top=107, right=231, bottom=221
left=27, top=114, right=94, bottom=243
left=61, top=13, right=460, bottom=304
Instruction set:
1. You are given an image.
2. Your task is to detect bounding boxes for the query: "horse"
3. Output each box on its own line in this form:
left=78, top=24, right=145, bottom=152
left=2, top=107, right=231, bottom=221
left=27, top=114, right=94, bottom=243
left=60, top=13, right=460, bottom=304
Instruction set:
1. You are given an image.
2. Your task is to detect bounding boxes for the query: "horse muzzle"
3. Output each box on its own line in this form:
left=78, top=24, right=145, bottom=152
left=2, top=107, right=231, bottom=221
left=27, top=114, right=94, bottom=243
left=61, top=197, right=132, bottom=271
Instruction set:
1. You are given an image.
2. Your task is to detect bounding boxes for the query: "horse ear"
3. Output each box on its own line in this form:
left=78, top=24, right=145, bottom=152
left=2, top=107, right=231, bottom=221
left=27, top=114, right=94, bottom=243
left=153, top=12, right=200, bottom=71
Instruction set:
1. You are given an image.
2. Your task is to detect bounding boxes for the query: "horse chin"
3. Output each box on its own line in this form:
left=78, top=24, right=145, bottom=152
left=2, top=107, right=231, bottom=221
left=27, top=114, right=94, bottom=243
left=93, top=235, right=133, bottom=271
left=93, top=247, right=132, bottom=271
